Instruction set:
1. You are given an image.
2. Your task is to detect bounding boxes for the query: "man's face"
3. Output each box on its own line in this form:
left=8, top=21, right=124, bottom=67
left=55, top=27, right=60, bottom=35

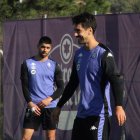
left=74, top=23, right=90, bottom=44
left=38, top=43, right=52, bottom=58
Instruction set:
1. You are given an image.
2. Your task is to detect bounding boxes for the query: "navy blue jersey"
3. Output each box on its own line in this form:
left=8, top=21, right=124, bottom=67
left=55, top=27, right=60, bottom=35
left=21, top=57, right=64, bottom=108
left=57, top=43, right=124, bottom=118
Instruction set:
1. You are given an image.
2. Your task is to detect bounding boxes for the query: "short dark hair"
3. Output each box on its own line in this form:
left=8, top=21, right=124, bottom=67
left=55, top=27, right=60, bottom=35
left=38, top=36, right=52, bottom=45
left=72, top=12, right=97, bottom=33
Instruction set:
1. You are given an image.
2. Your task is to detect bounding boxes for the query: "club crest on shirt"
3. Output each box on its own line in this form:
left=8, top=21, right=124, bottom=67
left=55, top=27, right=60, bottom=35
left=91, top=52, right=97, bottom=58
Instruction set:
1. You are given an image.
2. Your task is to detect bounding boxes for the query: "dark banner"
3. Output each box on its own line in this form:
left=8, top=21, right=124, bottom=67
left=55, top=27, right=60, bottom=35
left=3, top=14, right=140, bottom=140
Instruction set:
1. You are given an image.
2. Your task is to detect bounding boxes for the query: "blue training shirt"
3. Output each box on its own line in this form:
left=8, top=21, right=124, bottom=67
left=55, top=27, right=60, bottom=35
left=57, top=43, right=124, bottom=118
left=74, top=45, right=112, bottom=118
left=25, top=58, right=58, bottom=108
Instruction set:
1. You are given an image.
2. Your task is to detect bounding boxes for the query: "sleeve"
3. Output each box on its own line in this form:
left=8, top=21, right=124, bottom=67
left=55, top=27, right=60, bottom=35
left=57, top=61, right=79, bottom=108
left=50, top=63, right=64, bottom=100
left=101, top=51, right=124, bottom=106
left=20, top=61, right=32, bottom=103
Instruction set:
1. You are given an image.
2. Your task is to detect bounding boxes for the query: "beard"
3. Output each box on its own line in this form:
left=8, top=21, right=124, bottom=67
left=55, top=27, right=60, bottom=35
left=40, top=51, right=49, bottom=58
left=77, top=36, right=85, bottom=44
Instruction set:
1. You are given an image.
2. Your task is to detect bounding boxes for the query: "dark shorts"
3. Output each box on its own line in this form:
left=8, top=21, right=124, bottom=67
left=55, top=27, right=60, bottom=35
left=23, top=108, right=57, bottom=131
left=71, top=116, right=111, bottom=140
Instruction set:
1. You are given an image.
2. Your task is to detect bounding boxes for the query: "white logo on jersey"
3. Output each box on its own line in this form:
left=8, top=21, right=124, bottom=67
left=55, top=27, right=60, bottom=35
left=76, top=64, right=80, bottom=71
left=31, top=69, right=36, bottom=74
left=107, top=53, right=113, bottom=57
left=47, top=62, right=51, bottom=68
left=31, top=63, right=36, bottom=74
left=31, top=63, right=36, bottom=69
left=90, top=125, right=97, bottom=131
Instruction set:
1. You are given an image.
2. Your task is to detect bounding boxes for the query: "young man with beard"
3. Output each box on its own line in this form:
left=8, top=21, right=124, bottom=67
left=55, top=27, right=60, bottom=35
left=20, top=36, right=64, bottom=140
left=52, top=12, right=126, bottom=140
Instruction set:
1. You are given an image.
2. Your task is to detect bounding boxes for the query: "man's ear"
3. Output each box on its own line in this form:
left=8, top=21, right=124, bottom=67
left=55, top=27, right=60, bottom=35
left=89, top=27, right=93, bottom=34
left=87, top=27, right=93, bottom=35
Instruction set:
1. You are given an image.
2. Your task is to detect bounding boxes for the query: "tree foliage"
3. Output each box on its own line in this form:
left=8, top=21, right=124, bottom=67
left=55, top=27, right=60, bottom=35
left=0, top=0, right=140, bottom=21
left=0, top=0, right=111, bottom=21
left=110, top=0, right=140, bottom=13
left=0, top=1, right=13, bottom=21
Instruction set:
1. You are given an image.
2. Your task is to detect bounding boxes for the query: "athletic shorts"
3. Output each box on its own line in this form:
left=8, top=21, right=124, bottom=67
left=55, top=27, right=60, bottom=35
left=23, top=108, right=57, bottom=131
left=71, top=116, right=111, bottom=140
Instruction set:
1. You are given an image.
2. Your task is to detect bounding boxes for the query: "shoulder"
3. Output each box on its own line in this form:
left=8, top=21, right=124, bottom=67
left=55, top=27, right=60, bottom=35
left=48, top=58, right=57, bottom=64
left=24, top=56, right=34, bottom=63
left=75, top=47, right=82, bottom=53
left=98, top=43, right=111, bottom=53
left=48, top=59, right=61, bottom=73
left=21, top=57, right=36, bottom=69
left=97, top=43, right=114, bottom=58
left=48, top=58, right=60, bottom=70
